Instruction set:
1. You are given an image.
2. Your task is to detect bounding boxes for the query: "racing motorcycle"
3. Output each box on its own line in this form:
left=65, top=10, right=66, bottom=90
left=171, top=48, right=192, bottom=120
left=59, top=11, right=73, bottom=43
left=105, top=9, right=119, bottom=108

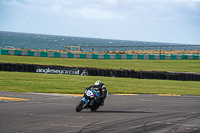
left=76, top=87, right=101, bottom=112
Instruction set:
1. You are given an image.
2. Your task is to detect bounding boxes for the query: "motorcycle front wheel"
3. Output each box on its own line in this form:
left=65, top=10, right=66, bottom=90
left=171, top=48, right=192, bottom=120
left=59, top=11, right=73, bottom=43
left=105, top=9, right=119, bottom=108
left=76, top=101, right=85, bottom=112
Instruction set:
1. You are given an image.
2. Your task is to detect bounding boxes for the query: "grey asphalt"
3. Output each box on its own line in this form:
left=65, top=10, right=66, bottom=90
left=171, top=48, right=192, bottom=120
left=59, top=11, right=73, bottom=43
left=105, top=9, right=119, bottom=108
left=0, top=91, right=200, bottom=133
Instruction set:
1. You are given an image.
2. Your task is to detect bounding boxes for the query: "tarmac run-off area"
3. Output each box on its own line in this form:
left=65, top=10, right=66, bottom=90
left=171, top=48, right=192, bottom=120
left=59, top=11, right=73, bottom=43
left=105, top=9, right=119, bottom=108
left=0, top=91, right=200, bottom=133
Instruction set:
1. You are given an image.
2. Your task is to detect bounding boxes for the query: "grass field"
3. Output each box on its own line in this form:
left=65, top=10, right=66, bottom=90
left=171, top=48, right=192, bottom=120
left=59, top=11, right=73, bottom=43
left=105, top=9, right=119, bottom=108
left=0, top=55, right=200, bottom=95
left=1, top=71, right=200, bottom=95
left=1, top=55, right=200, bottom=72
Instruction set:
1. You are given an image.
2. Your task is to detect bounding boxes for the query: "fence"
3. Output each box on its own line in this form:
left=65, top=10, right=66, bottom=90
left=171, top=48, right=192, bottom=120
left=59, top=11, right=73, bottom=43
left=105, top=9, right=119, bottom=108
left=64, top=45, right=200, bottom=52
left=1, top=49, right=200, bottom=60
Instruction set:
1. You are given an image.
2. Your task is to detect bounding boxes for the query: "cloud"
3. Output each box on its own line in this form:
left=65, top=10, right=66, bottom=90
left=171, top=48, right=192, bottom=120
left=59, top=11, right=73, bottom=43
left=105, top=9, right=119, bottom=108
left=0, top=0, right=200, bottom=44
left=102, top=0, right=118, bottom=7
left=2, top=0, right=199, bottom=20
left=76, top=7, right=127, bottom=19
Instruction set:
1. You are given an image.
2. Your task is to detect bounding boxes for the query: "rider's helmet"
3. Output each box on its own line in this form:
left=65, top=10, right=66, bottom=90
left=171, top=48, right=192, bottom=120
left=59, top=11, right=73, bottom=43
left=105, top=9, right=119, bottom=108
left=94, top=80, right=101, bottom=89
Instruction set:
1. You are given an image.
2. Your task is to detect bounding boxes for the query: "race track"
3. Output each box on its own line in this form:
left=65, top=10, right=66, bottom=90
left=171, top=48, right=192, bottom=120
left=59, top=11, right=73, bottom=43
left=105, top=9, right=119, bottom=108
left=0, top=91, right=200, bottom=133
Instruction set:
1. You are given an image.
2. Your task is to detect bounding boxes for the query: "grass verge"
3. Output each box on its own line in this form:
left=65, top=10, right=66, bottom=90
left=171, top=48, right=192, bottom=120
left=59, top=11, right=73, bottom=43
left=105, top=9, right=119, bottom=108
left=1, top=71, right=200, bottom=95
left=1, top=55, right=200, bottom=72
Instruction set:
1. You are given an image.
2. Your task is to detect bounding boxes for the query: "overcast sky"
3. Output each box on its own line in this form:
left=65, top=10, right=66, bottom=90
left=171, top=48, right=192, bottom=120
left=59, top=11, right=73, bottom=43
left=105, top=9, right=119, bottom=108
left=0, top=0, right=200, bottom=44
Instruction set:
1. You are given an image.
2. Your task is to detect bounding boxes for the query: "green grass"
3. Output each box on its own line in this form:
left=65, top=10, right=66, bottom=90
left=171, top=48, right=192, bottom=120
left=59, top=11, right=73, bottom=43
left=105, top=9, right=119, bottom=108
left=1, top=71, right=200, bottom=95
left=1, top=55, right=200, bottom=72
left=1, top=55, right=200, bottom=95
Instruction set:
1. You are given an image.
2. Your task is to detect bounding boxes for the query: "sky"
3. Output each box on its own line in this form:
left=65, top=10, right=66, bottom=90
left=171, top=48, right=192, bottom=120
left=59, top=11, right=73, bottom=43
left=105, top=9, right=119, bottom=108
left=0, top=0, right=200, bottom=44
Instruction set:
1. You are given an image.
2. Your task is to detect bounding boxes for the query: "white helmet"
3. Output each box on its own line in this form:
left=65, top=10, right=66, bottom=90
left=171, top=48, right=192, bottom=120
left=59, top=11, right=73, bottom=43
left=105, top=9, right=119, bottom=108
left=94, top=80, right=101, bottom=88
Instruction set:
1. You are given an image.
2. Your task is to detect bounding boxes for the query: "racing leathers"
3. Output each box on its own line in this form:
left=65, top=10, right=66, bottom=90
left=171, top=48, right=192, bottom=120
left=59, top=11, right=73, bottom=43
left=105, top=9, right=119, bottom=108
left=86, top=83, right=107, bottom=106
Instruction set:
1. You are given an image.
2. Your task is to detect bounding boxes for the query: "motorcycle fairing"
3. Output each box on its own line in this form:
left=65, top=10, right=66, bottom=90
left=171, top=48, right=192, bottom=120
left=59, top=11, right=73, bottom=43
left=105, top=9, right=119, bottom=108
left=92, top=90, right=100, bottom=97
left=82, top=98, right=88, bottom=103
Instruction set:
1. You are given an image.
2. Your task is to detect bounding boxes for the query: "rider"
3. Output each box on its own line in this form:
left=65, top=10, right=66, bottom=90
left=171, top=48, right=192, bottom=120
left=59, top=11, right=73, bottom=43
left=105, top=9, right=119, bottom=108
left=86, top=80, right=107, bottom=106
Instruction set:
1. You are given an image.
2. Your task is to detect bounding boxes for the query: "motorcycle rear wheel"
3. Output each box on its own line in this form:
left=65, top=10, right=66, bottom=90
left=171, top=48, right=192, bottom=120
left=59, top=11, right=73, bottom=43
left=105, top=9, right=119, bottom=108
left=90, top=104, right=100, bottom=112
left=76, top=101, right=85, bottom=112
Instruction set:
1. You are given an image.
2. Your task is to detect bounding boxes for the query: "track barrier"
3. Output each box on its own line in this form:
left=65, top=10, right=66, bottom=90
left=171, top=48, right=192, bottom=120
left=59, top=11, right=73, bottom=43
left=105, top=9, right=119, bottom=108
left=0, top=63, right=199, bottom=81
left=0, top=49, right=200, bottom=60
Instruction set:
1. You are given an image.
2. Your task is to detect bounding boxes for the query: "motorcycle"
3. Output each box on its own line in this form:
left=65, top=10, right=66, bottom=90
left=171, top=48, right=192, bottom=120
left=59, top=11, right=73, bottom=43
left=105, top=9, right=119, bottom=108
left=76, top=87, right=101, bottom=112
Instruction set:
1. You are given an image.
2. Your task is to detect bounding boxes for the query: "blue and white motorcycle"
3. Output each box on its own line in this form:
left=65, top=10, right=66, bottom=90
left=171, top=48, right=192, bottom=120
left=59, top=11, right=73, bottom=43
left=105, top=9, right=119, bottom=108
left=76, top=87, right=101, bottom=112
